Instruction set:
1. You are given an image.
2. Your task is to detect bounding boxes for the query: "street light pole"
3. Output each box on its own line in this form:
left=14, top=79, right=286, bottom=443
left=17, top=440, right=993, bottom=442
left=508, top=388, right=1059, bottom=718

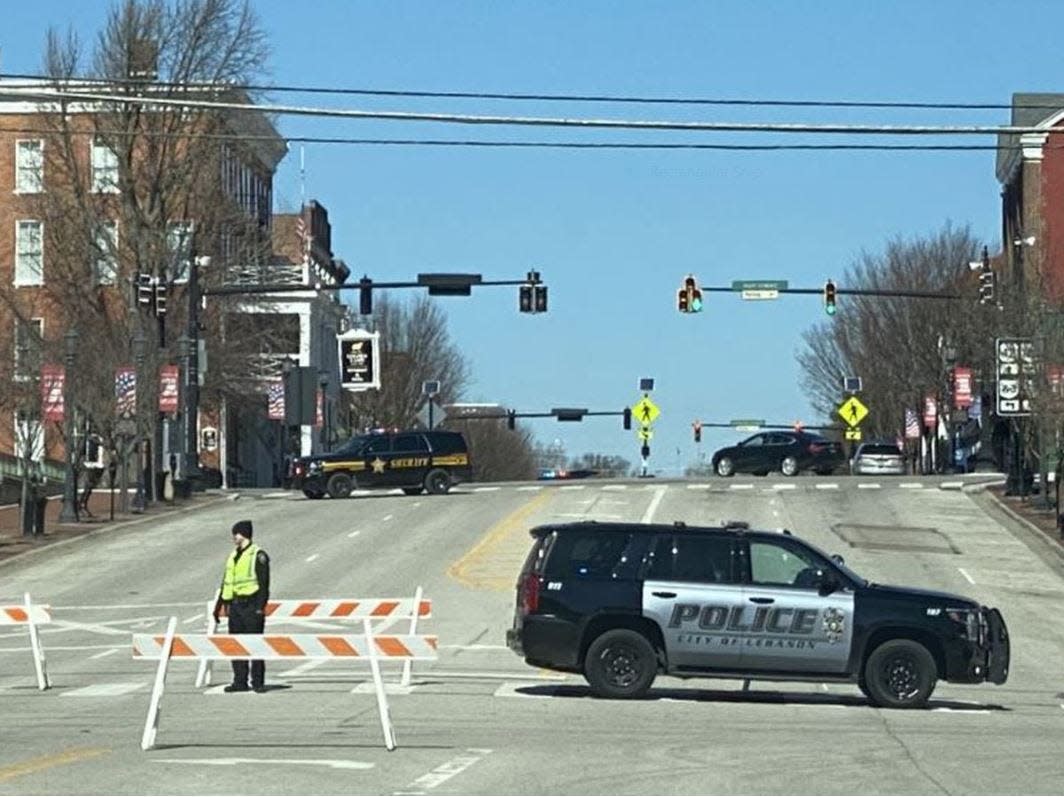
left=58, top=329, right=79, bottom=523
left=131, top=328, right=147, bottom=513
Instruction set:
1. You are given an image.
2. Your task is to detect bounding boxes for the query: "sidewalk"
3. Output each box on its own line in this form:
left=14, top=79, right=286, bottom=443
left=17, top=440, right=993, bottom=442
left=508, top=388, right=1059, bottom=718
left=985, top=484, right=1063, bottom=551
left=0, top=490, right=230, bottom=566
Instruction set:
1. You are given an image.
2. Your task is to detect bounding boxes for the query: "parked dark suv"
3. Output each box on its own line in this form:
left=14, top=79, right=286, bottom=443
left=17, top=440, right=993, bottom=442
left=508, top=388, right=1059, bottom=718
left=507, top=521, right=1009, bottom=708
left=292, top=430, right=471, bottom=499
left=711, top=431, right=844, bottom=477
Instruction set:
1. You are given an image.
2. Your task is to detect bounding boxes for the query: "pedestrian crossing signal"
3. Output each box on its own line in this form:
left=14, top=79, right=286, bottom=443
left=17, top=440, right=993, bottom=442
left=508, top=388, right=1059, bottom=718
left=623, top=407, right=632, bottom=430
left=678, top=275, right=703, bottom=313
left=823, top=280, right=837, bottom=316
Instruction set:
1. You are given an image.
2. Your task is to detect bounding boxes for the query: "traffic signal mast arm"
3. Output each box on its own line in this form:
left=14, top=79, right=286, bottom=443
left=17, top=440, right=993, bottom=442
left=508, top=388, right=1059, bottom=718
left=202, top=275, right=541, bottom=296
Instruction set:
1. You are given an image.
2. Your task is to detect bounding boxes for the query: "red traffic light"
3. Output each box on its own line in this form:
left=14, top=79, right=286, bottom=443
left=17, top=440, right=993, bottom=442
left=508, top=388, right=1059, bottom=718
left=693, top=420, right=702, bottom=443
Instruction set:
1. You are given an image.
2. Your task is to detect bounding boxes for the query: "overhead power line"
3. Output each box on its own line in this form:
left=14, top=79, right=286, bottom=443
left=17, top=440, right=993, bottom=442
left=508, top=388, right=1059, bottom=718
left=0, top=86, right=1058, bottom=137
left=0, top=71, right=1055, bottom=113
left=0, top=126, right=1037, bottom=151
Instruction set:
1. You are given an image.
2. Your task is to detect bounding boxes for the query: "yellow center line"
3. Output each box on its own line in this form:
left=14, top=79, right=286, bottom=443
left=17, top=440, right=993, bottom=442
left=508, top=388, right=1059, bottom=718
left=447, top=491, right=554, bottom=589
left=0, top=747, right=110, bottom=783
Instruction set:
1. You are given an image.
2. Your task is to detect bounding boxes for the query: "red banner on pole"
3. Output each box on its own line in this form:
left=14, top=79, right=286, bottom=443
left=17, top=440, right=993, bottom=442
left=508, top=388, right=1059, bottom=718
left=159, top=365, right=179, bottom=413
left=315, top=388, right=324, bottom=428
left=41, top=364, right=65, bottom=422
left=923, top=395, right=937, bottom=428
left=266, top=380, right=285, bottom=420
left=953, top=366, right=973, bottom=408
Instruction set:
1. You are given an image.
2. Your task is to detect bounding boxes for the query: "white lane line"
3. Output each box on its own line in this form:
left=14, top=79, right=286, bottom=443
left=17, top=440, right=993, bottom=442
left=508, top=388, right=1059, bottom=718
left=278, top=659, right=327, bottom=678
left=382, top=514, right=394, bottom=521
left=815, top=483, right=839, bottom=490
left=772, top=484, right=797, bottom=491
left=493, top=682, right=559, bottom=699
left=772, top=510, right=781, bottom=518
left=686, top=484, right=711, bottom=490
left=0, top=643, right=126, bottom=654
left=858, top=483, right=881, bottom=490
left=183, top=613, right=203, bottom=624
left=601, top=485, right=628, bottom=491
left=473, top=486, right=501, bottom=493
left=305, top=554, right=320, bottom=563
left=641, top=486, right=668, bottom=524
left=560, top=485, right=586, bottom=491
left=347, top=530, right=362, bottom=539
left=517, top=485, right=543, bottom=491
left=263, top=492, right=291, bottom=499
left=89, top=648, right=122, bottom=660
left=404, top=749, right=492, bottom=792
left=439, top=644, right=510, bottom=651
left=729, top=484, right=754, bottom=491
left=154, top=758, right=374, bottom=770
left=412, top=502, right=421, bottom=508
left=51, top=601, right=203, bottom=610
left=63, top=682, right=146, bottom=697
left=940, top=481, right=964, bottom=490
left=958, top=568, right=976, bottom=585
left=555, top=513, right=623, bottom=519
left=351, top=682, right=415, bottom=695
left=427, top=670, right=567, bottom=681
left=900, top=483, right=923, bottom=489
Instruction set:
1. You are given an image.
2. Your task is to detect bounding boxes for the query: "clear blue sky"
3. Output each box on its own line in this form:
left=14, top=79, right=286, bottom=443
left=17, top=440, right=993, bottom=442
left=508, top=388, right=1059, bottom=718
left=3, top=1, right=1060, bottom=473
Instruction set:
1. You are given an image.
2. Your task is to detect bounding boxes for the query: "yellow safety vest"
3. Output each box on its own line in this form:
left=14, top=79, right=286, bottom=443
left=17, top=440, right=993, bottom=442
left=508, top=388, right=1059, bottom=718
left=221, top=544, right=260, bottom=601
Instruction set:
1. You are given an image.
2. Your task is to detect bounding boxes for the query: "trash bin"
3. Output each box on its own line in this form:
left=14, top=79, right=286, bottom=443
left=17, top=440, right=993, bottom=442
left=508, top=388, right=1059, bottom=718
left=34, top=495, right=47, bottom=535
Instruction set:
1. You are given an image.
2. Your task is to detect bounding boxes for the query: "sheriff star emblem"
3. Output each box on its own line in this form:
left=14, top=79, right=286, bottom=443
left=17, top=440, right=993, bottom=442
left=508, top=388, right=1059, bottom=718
left=370, top=457, right=387, bottom=474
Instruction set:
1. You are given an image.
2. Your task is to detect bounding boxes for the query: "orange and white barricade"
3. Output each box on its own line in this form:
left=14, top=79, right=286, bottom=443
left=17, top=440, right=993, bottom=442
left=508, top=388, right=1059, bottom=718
left=196, top=587, right=431, bottom=689
left=0, top=592, right=51, bottom=690
left=133, top=618, right=438, bottom=752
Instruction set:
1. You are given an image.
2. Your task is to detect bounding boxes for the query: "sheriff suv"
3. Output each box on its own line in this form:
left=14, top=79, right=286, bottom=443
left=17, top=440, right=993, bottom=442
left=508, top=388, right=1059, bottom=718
left=507, top=521, right=1009, bottom=708
left=292, top=430, right=472, bottom=499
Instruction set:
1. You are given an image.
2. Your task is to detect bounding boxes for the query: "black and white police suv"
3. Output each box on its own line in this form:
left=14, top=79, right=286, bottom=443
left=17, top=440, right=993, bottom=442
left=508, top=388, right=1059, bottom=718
left=506, top=521, right=1009, bottom=708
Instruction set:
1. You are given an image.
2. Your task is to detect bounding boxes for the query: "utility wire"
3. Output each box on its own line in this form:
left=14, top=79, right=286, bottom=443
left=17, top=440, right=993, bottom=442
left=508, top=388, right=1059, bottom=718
left=0, top=85, right=1057, bottom=136
left=0, top=70, right=1057, bottom=112
left=0, top=126, right=1037, bottom=151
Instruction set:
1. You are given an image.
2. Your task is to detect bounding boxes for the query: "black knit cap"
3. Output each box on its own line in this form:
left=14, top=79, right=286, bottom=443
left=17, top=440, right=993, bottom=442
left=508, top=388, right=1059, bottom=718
left=231, top=520, right=253, bottom=539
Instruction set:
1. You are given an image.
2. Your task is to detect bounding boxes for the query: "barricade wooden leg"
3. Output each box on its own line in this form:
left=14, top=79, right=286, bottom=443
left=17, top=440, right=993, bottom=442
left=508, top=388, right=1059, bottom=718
left=24, top=592, right=48, bottom=691
left=141, top=617, right=177, bottom=751
left=195, top=597, right=217, bottom=688
left=363, top=618, right=396, bottom=751
left=399, top=586, right=423, bottom=688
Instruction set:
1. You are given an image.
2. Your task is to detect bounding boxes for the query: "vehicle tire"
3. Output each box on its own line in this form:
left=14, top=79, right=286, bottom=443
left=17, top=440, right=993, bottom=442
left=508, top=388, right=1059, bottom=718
left=326, top=472, right=354, bottom=499
left=780, top=456, right=800, bottom=477
left=302, top=488, right=325, bottom=500
left=862, top=639, right=937, bottom=709
left=584, top=628, right=657, bottom=699
left=424, top=469, right=451, bottom=495
left=715, top=457, right=735, bottom=478
left=402, top=487, right=424, bottom=496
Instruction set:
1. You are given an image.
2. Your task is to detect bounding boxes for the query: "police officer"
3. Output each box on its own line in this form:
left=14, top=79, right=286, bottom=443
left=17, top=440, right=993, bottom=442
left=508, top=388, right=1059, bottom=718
left=213, top=520, right=270, bottom=693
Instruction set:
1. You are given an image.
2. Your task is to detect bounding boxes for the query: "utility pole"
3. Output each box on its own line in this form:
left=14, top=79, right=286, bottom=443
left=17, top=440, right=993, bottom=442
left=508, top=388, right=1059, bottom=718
left=58, top=329, right=79, bottom=523
left=131, top=328, right=147, bottom=513
left=180, top=254, right=207, bottom=494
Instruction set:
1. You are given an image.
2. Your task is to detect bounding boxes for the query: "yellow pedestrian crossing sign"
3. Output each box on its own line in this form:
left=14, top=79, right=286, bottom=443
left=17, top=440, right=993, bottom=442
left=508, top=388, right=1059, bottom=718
left=845, top=428, right=862, bottom=441
left=637, top=426, right=654, bottom=442
left=632, top=397, right=660, bottom=425
left=837, top=396, right=869, bottom=428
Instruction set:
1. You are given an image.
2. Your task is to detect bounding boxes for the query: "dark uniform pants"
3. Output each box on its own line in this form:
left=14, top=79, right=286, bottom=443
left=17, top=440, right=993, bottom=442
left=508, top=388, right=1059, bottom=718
left=228, top=598, right=265, bottom=688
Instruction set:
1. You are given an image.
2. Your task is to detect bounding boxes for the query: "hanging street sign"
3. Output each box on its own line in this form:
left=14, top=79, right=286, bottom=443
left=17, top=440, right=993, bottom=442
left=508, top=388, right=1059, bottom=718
left=731, top=280, right=789, bottom=292
left=837, top=396, right=869, bottom=428
left=730, top=419, right=765, bottom=431
left=631, top=396, right=660, bottom=426
left=338, top=329, right=381, bottom=391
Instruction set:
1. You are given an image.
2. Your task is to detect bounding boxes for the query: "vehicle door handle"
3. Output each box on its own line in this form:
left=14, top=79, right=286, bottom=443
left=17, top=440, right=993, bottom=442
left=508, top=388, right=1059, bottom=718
left=652, top=591, right=677, bottom=599
left=748, top=597, right=775, bottom=604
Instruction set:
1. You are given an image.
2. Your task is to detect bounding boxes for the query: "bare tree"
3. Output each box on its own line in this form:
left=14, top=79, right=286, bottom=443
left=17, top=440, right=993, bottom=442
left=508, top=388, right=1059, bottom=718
left=447, top=420, right=537, bottom=482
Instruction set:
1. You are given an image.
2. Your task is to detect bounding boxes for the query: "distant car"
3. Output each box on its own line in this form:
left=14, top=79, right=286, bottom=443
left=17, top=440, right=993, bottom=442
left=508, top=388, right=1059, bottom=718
left=711, top=431, right=844, bottom=477
left=851, top=442, right=906, bottom=476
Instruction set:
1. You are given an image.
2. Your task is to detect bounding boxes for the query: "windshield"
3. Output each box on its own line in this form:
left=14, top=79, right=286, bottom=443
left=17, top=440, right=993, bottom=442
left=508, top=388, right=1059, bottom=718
left=336, top=435, right=369, bottom=455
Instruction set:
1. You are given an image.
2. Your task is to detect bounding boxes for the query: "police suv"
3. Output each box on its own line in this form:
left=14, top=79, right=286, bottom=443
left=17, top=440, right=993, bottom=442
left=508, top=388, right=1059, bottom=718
left=507, top=521, right=1009, bottom=708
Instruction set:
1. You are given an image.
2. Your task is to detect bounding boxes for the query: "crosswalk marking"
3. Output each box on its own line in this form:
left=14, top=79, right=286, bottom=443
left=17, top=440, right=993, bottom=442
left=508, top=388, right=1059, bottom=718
left=857, top=483, right=881, bottom=490
left=900, top=483, right=923, bottom=489
left=815, top=484, right=839, bottom=490
left=62, top=682, right=146, bottom=697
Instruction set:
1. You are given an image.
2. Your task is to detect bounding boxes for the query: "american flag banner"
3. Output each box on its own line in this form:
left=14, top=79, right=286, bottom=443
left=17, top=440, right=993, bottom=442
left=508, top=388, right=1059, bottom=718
left=115, top=366, right=136, bottom=418
left=266, top=380, right=285, bottom=421
left=904, top=407, right=921, bottom=439
left=40, top=364, right=65, bottom=422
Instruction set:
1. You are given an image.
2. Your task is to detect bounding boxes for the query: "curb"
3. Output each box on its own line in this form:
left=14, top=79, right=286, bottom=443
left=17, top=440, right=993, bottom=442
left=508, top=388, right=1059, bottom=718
left=0, top=493, right=233, bottom=570
left=972, top=489, right=1064, bottom=574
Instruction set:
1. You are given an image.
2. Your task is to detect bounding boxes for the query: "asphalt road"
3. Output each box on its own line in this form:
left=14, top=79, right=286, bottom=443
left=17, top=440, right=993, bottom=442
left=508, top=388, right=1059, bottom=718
left=1, top=474, right=1062, bottom=795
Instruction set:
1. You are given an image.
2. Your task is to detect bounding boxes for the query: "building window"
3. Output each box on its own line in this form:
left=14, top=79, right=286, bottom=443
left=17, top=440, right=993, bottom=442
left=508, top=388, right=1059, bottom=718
left=166, top=221, right=193, bottom=283
left=14, top=317, right=44, bottom=381
left=91, top=139, right=119, bottom=193
left=93, top=221, right=119, bottom=285
left=15, top=140, right=44, bottom=193
left=15, top=220, right=43, bottom=286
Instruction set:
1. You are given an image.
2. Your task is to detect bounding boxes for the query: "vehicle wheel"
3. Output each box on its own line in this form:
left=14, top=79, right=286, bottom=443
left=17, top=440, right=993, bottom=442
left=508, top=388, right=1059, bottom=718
left=424, top=469, right=451, bottom=495
left=781, top=456, right=800, bottom=477
left=302, top=488, right=325, bottom=500
left=402, top=487, right=424, bottom=496
left=326, top=472, right=354, bottom=499
left=862, top=639, right=937, bottom=709
left=584, top=629, right=657, bottom=699
left=715, top=457, right=735, bottom=478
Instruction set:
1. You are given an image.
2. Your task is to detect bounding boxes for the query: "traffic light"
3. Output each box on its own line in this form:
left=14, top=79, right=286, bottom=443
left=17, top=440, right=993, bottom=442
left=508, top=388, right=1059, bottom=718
left=677, top=275, right=703, bottom=313
left=677, top=287, right=689, bottom=313
left=137, top=274, right=154, bottom=305
left=533, top=285, right=548, bottom=313
left=154, top=282, right=167, bottom=316
left=519, top=284, right=533, bottom=313
left=623, top=407, right=632, bottom=430
left=507, top=410, right=516, bottom=430
left=359, top=276, right=373, bottom=315
left=693, top=421, right=702, bottom=443
left=978, top=268, right=996, bottom=305
left=823, top=279, right=837, bottom=316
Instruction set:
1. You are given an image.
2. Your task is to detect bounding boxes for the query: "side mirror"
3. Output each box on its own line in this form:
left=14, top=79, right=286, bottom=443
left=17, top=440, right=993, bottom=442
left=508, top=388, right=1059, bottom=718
left=831, top=553, right=845, bottom=566
left=817, top=572, right=840, bottom=596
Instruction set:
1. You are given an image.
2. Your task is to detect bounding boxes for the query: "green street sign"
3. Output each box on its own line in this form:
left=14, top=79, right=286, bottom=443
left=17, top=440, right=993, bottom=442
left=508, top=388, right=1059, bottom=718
left=730, top=419, right=766, bottom=431
left=731, top=280, right=789, bottom=292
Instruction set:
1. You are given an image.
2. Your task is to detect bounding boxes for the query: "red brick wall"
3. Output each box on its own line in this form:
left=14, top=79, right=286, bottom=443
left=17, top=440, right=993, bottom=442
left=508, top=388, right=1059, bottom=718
left=1040, top=127, right=1064, bottom=303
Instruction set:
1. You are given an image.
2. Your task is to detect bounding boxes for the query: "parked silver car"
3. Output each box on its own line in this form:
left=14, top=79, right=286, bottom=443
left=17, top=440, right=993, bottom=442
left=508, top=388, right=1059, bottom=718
left=850, top=441, right=906, bottom=476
